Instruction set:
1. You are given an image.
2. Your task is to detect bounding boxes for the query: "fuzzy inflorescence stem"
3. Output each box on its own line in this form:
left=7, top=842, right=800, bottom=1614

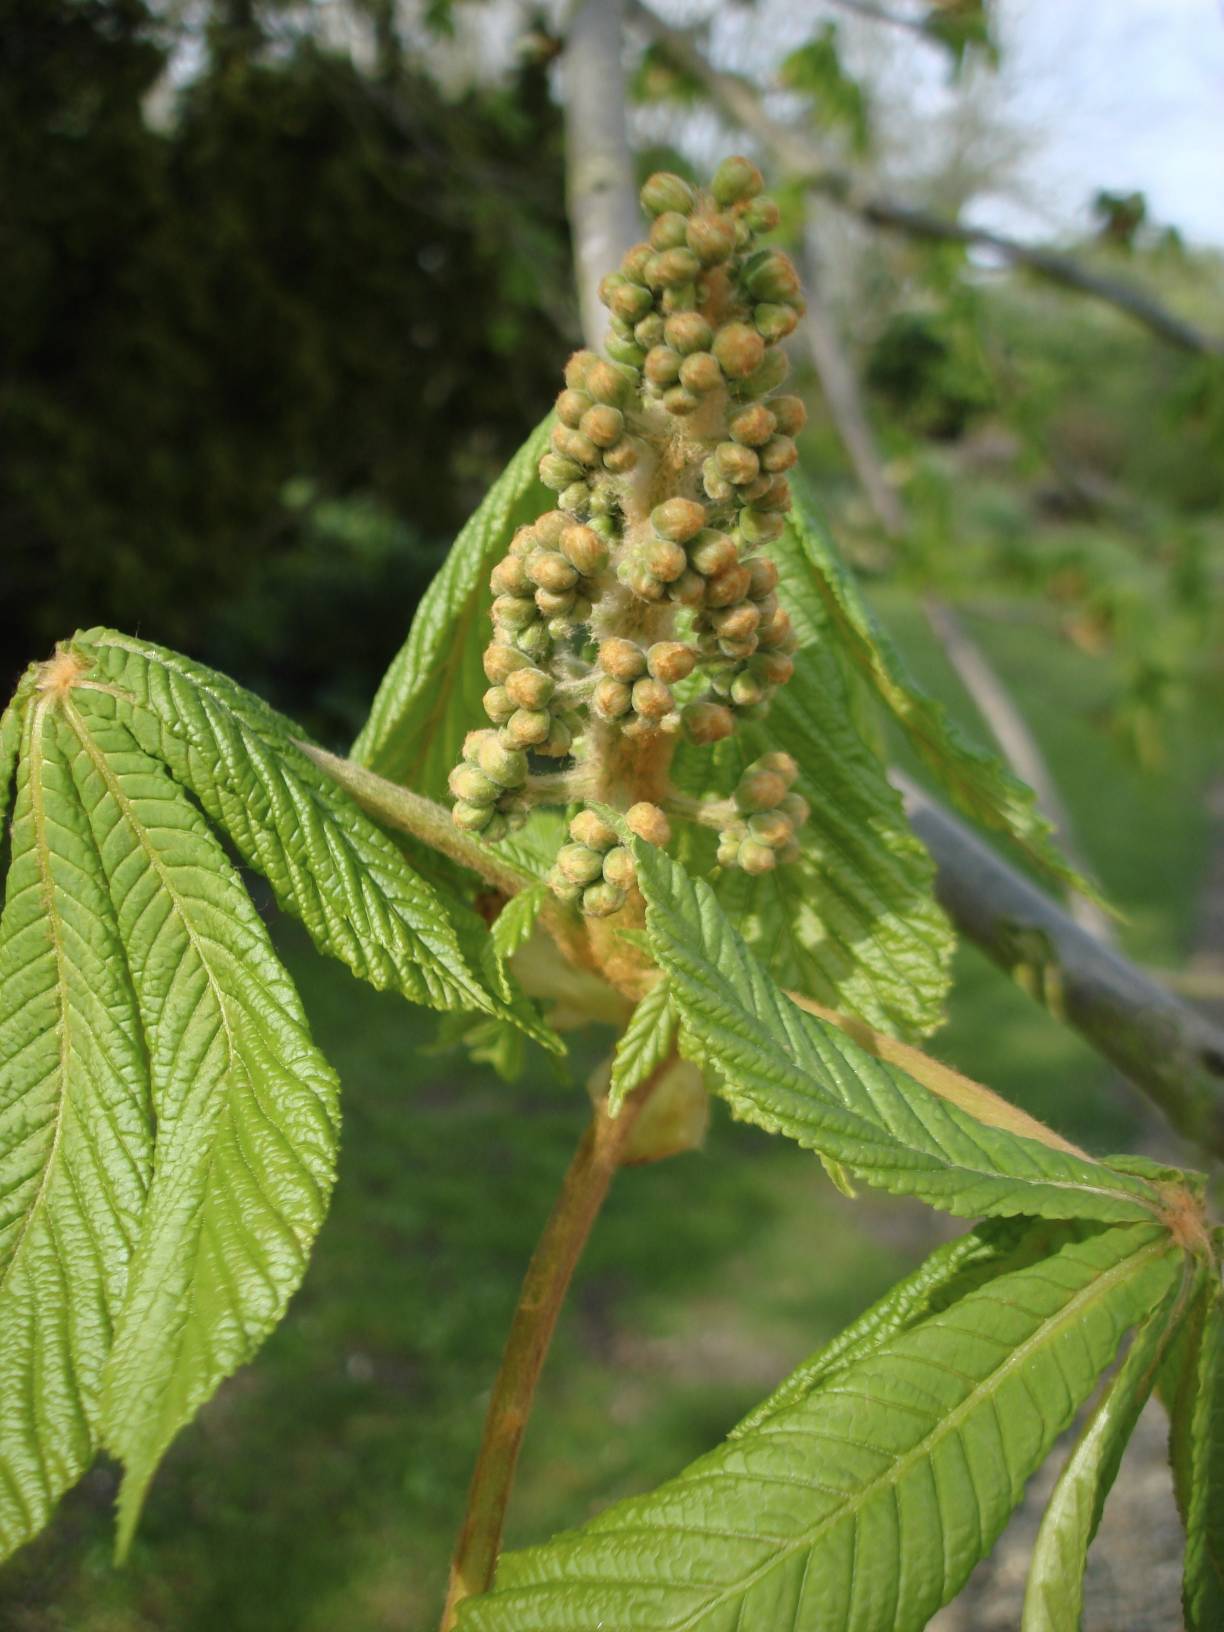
left=438, top=1073, right=664, bottom=1630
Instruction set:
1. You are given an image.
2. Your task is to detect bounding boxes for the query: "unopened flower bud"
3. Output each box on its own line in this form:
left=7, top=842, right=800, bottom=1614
left=644, top=346, right=682, bottom=387
left=560, top=524, right=608, bottom=575
left=729, top=672, right=765, bottom=708
left=647, top=247, right=702, bottom=288
left=713, top=602, right=762, bottom=642
left=631, top=677, right=673, bottom=718
left=605, top=335, right=646, bottom=368
left=770, top=395, right=808, bottom=436
left=640, top=171, right=695, bottom=218
left=739, top=509, right=785, bottom=547
left=780, top=792, right=810, bottom=828
left=634, top=313, right=665, bottom=349
left=752, top=650, right=794, bottom=687
left=619, top=560, right=667, bottom=601
left=557, top=842, right=607, bottom=886
left=744, top=249, right=801, bottom=304
left=647, top=641, right=696, bottom=682
left=712, top=322, right=766, bottom=380
left=552, top=424, right=599, bottom=466
left=682, top=700, right=735, bottom=743
left=749, top=810, right=793, bottom=848
left=599, top=637, right=647, bottom=681
left=643, top=537, right=688, bottom=582
left=582, top=880, right=627, bottom=918
left=738, top=838, right=777, bottom=875
left=539, top=453, right=583, bottom=491
left=547, top=866, right=583, bottom=905
left=558, top=481, right=591, bottom=516
left=504, top=667, right=555, bottom=709
left=662, top=385, right=700, bottom=416
left=564, top=350, right=597, bottom=391
left=757, top=606, right=794, bottom=650
left=602, top=846, right=637, bottom=890
left=652, top=497, right=706, bottom=542
left=760, top=435, right=798, bottom=473
left=593, top=676, right=633, bottom=720
left=664, top=312, right=714, bottom=355
left=570, top=810, right=617, bottom=851
left=736, top=768, right=787, bottom=811
left=755, top=750, right=799, bottom=783
left=703, top=563, right=752, bottom=607
left=602, top=440, right=638, bottom=474
left=702, top=459, right=735, bottom=503
left=621, top=242, right=655, bottom=283
left=754, top=303, right=799, bottom=343
left=728, top=404, right=777, bottom=446
left=747, top=558, right=779, bottom=598
left=453, top=799, right=494, bottom=833
left=585, top=359, right=634, bottom=406
left=626, top=801, right=672, bottom=846
left=449, top=763, right=500, bottom=805
left=689, top=529, right=738, bottom=577
left=537, top=717, right=573, bottom=757
left=477, top=737, right=527, bottom=788
left=482, top=685, right=515, bottom=724
left=649, top=211, right=690, bottom=251
left=711, top=155, right=764, bottom=205
left=754, top=475, right=793, bottom=513
left=608, top=281, right=654, bottom=324
left=504, top=708, right=552, bottom=748
left=490, top=556, right=530, bottom=596
left=535, top=511, right=568, bottom=547
left=738, top=348, right=790, bottom=398
left=680, top=352, right=722, bottom=394
left=556, top=388, right=593, bottom=427
left=715, top=441, right=760, bottom=485
left=743, top=196, right=781, bottom=233
left=685, top=212, right=738, bottom=265
left=668, top=569, right=707, bottom=607
left=580, top=405, right=623, bottom=448
left=661, top=282, right=698, bottom=315
left=492, top=594, right=538, bottom=630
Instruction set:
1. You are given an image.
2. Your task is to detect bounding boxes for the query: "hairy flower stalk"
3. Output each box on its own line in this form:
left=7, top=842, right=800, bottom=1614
left=447, top=157, right=810, bottom=917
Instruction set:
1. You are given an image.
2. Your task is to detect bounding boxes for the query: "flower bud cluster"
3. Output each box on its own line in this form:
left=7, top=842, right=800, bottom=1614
left=448, top=158, right=811, bottom=916
left=716, top=753, right=810, bottom=874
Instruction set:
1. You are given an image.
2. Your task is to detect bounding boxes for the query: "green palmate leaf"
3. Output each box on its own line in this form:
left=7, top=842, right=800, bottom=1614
left=1022, top=1261, right=1201, bottom=1632
left=0, top=694, right=25, bottom=837
left=351, top=417, right=553, bottom=794
left=784, top=485, right=1082, bottom=886
left=634, top=843, right=1158, bottom=1223
left=491, top=882, right=551, bottom=961
left=460, top=1222, right=1178, bottom=1632
left=67, top=631, right=514, bottom=1025
left=608, top=980, right=677, bottom=1115
left=51, top=700, right=340, bottom=1553
left=0, top=695, right=154, bottom=1560
left=1165, top=1282, right=1224, bottom=1631
left=672, top=528, right=953, bottom=1043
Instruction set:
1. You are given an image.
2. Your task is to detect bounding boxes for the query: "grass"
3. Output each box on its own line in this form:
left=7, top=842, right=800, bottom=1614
left=1, top=596, right=1216, bottom=1632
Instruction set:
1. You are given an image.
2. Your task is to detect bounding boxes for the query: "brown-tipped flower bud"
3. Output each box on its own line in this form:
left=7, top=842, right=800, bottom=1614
left=754, top=303, right=799, bottom=343
left=539, top=453, right=583, bottom=491
left=702, top=459, right=735, bottom=503
left=640, top=171, right=695, bottom=218
left=780, top=791, right=811, bottom=828
left=477, top=736, right=527, bottom=788
left=526, top=549, right=579, bottom=593
left=712, top=321, right=766, bottom=380
left=601, top=440, right=639, bottom=474
left=703, top=562, right=753, bottom=607
left=490, top=556, right=530, bottom=597
left=739, top=509, right=785, bottom=547
left=599, top=637, right=647, bottom=682
left=558, top=481, right=591, bottom=516
left=607, top=282, right=654, bottom=324
left=744, top=196, right=781, bottom=234
left=680, top=352, right=722, bottom=394
left=551, top=424, right=600, bottom=467
left=663, top=312, right=714, bottom=355
left=647, top=247, right=702, bottom=289
left=602, top=846, right=637, bottom=890
left=644, top=345, right=682, bottom=388
left=582, top=880, right=628, bottom=918
left=738, top=838, right=777, bottom=875
left=482, top=685, right=515, bottom=724
left=647, top=641, right=696, bottom=683
left=626, top=801, right=672, bottom=847
left=685, top=212, right=738, bottom=265
left=661, top=282, right=698, bottom=316
left=668, top=568, right=707, bottom=608
left=537, top=717, right=573, bottom=758
left=535, top=511, right=568, bottom=547
left=504, top=667, right=555, bottom=709
left=770, top=395, right=808, bottom=436
left=757, top=606, right=794, bottom=650
left=621, top=241, right=655, bottom=284
left=619, top=561, right=667, bottom=601
left=729, top=672, right=764, bottom=708
left=755, top=750, right=799, bottom=784
left=760, top=435, right=798, bottom=473
left=585, top=359, right=633, bottom=406
left=547, top=866, right=583, bottom=905
left=662, top=385, right=699, bottom=416
left=642, top=537, right=688, bottom=582
left=689, top=529, right=738, bottom=577
left=556, top=842, right=607, bottom=886
left=712, top=155, right=764, bottom=205
left=449, top=763, right=500, bottom=806
left=683, top=700, right=736, bottom=743
left=747, top=557, right=779, bottom=599
left=516, top=621, right=554, bottom=663
left=564, top=350, right=597, bottom=391
left=753, top=475, right=793, bottom=513
left=712, top=602, right=762, bottom=642
left=736, top=768, right=787, bottom=812
left=649, top=211, right=690, bottom=251
left=739, top=347, right=790, bottom=399
left=753, top=650, right=794, bottom=687
left=652, top=497, right=706, bottom=543
left=631, top=676, right=673, bottom=719
left=728, top=404, right=777, bottom=447
left=453, top=799, right=494, bottom=833
left=570, top=809, right=617, bottom=851
left=744, top=249, right=801, bottom=303
left=634, top=312, right=665, bottom=349
left=492, top=593, right=538, bottom=630
left=504, top=708, right=552, bottom=748
left=592, top=676, right=633, bottom=720
left=560, top=524, right=608, bottom=575
left=556, top=388, right=593, bottom=428
left=748, top=810, right=792, bottom=848
left=463, top=728, right=492, bottom=764
left=715, top=441, right=761, bottom=485
left=580, top=405, right=624, bottom=448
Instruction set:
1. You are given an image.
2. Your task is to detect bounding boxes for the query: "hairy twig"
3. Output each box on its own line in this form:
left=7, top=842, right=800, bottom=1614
left=626, top=0, right=1224, bottom=358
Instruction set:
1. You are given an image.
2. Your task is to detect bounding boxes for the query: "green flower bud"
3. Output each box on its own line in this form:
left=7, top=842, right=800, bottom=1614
left=560, top=524, right=608, bottom=575
left=505, top=666, right=555, bottom=709
left=634, top=312, right=665, bottom=348
left=738, top=347, right=790, bottom=399
left=651, top=497, right=706, bottom=542
left=527, top=549, right=579, bottom=592
left=668, top=568, right=707, bottom=607
left=712, top=602, right=762, bottom=642
left=551, top=425, right=599, bottom=466
left=504, top=708, right=551, bottom=748
left=685, top=212, right=738, bottom=265
left=558, top=481, right=591, bottom=516
left=738, top=837, right=777, bottom=875
left=770, top=395, right=807, bottom=436
left=729, top=672, right=764, bottom=708
left=631, top=676, right=673, bottom=719
left=754, top=474, right=793, bottom=512
left=704, top=562, right=752, bottom=607
left=748, top=809, right=793, bottom=848
left=649, top=210, right=690, bottom=251
left=619, top=560, right=667, bottom=602
left=663, top=312, right=714, bottom=355
left=743, top=196, right=781, bottom=234
left=754, top=749, right=799, bottom=783
left=462, top=728, right=492, bottom=764
left=535, top=511, right=568, bottom=546
left=661, top=282, right=698, bottom=315
left=662, top=385, right=700, bottom=416
left=760, top=435, right=798, bottom=473
left=608, top=280, right=654, bottom=323
left=449, top=763, right=500, bottom=805
left=780, top=791, right=810, bottom=828
left=646, top=247, right=702, bottom=288
left=736, top=767, right=787, bottom=811
left=715, top=441, right=760, bottom=485
left=492, top=593, right=538, bottom=630
left=626, top=801, right=672, bottom=846
left=535, top=586, right=576, bottom=617
left=640, top=171, right=695, bottom=218
left=757, top=606, right=795, bottom=650
left=680, top=352, right=722, bottom=394
left=682, top=700, right=735, bottom=743
left=539, top=453, right=583, bottom=491
left=482, top=684, right=515, bottom=725
left=643, top=537, right=688, bottom=582
left=570, top=809, right=617, bottom=851
left=601, top=440, right=638, bottom=474
left=477, top=736, right=527, bottom=788
left=556, top=387, right=593, bottom=427
left=754, top=302, right=799, bottom=343
left=599, top=637, right=647, bottom=681
left=744, top=250, right=801, bottom=303
left=514, top=621, right=553, bottom=661
left=556, top=842, right=606, bottom=886
left=593, top=676, right=633, bottom=720
left=644, top=345, right=682, bottom=387
left=453, top=799, right=495, bottom=833
left=702, top=458, right=735, bottom=503
left=711, top=155, right=764, bottom=205
left=716, top=837, right=740, bottom=867
left=599, top=270, right=628, bottom=305
left=601, top=846, right=636, bottom=890
left=752, top=650, right=794, bottom=687
left=507, top=525, right=537, bottom=558
left=482, top=812, right=510, bottom=844
left=538, top=717, right=573, bottom=758
left=689, top=529, right=738, bottom=577
left=490, top=556, right=530, bottom=597
left=728, top=404, right=777, bottom=446
left=580, top=404, right=624, bottom=448
left=712, top=322, right=766, bottom=380
left=585, top=359, right=634, bottom=406
left=564, top=350, right=598, bottom=390
left=739, top=508, right=785, bottom=547
left=647, top=641, right=696, bottom=683
left=582, top=880, right=627, bottom=918
left=621, top=241, right=655, bottom=283
left=605, top=334, right=646, bottom=368
left=547, top=865, right=583, bottom=905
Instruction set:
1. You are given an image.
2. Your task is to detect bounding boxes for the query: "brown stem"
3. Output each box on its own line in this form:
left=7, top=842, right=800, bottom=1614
left=438, top=1075, right=660, bottom=1630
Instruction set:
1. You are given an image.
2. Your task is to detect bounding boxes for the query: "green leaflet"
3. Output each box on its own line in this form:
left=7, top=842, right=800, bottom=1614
left=784, top=485, right=1081, bottom=887
left=608, top=980, right=677, bottom=1115
left=0, top=698, right=153, bottom=1561
left=351, top=417, right=553, bottom=794
left=0, top=695, right=24, bottom=838
left=54, top=701, right=341, bottom=1554
left=459, top=1223, right=1177, bottom=1632
left=1165, top=1282, right=1224, bottom=1631
left=491, top=883, right=551, bottom=960
left=672, top=540, right=952, bottom=1042
left=68, top=631, right=517, bottom=1026
left=634, top=843, right=1158, bottom=1223
left=1022, top=1261, right=1200, bottom=1631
